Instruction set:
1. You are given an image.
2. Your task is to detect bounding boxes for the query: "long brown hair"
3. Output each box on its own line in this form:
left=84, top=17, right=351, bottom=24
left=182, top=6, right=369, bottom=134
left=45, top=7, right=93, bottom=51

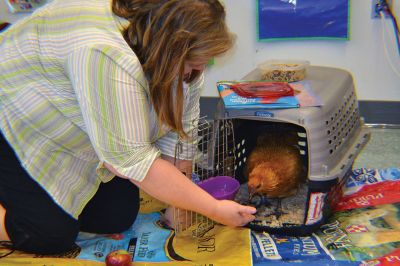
left=112, top=0, right=234, bottom=138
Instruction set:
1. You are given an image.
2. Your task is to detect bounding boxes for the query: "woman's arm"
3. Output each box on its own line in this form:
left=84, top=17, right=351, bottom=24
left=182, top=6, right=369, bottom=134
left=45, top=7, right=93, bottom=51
left=104, top=159, right=256, bottom=227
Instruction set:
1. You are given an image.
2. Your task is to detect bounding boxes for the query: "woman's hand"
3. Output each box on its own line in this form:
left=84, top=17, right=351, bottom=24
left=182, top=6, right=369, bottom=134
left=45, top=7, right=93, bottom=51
left=162, top=200, right=256, bottom=231
left=210, top=200, right=256, bottom=227
left=110, top=158, right=256, bottom=228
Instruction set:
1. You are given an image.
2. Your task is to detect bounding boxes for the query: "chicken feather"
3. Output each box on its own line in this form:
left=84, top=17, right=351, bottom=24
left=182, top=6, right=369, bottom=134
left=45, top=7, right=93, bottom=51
left=245, top=132, right=305, bottom=199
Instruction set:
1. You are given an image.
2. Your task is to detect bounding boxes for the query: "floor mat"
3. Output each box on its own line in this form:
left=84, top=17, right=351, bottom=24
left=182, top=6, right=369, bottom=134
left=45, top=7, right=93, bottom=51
left=0, top=168, right=399, bottom=266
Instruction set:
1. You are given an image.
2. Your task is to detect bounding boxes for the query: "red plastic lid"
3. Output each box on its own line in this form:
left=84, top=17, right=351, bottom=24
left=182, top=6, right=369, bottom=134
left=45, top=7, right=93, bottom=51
left=230, top=82, right=294, bottom=100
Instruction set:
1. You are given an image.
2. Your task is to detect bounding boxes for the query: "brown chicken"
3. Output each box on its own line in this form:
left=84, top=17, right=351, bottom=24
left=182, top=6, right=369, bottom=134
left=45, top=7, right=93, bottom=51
left=245, top=131, right=305, bottom=199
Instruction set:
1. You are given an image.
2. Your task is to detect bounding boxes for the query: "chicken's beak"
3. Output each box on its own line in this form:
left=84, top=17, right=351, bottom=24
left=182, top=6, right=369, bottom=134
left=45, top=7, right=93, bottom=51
left=248, top=184, right=261, bottom=197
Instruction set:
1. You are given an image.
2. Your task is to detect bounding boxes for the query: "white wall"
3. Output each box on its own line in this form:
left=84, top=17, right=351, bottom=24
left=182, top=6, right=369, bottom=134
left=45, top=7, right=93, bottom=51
left=2, top=0, right=399, bottom=101
left=205, top=0, right=400, bottom=101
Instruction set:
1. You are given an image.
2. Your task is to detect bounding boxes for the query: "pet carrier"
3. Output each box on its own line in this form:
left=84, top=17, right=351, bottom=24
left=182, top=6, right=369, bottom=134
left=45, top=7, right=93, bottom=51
left=209, top=65, right=371, bottom=235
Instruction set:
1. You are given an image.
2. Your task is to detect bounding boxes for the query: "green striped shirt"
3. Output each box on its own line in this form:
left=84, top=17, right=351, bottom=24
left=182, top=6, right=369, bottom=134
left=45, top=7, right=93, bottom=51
left=0, top=0, right=201, bottom=218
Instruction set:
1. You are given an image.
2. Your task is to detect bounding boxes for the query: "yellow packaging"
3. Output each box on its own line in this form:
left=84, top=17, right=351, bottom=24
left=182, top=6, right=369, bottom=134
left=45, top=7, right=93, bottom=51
left=139, top=189, right=168, bottom=213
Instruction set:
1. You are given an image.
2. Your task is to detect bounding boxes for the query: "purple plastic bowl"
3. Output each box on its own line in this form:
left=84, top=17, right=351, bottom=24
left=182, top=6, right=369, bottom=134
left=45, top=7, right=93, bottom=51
left=197, top=176, right=240, bottom=200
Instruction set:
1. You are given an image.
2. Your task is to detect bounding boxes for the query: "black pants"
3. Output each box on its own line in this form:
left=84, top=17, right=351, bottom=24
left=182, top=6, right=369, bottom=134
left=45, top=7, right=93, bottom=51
left=0, top=133, right=140, bottom=254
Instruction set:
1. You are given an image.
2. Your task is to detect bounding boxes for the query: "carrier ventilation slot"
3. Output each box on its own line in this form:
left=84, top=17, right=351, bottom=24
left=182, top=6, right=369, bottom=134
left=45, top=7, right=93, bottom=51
left=326, top=90, right=360, bottom=155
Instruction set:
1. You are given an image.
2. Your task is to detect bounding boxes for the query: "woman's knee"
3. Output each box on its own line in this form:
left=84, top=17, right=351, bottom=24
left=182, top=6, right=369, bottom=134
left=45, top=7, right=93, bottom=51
left=79, top=197, right=140, bottom=233
left=79, top=177, right=140, bottom=234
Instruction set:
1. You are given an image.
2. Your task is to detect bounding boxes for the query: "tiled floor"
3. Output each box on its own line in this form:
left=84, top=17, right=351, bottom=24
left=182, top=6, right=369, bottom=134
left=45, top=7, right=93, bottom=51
left=353, top=125, right=400, bottom=169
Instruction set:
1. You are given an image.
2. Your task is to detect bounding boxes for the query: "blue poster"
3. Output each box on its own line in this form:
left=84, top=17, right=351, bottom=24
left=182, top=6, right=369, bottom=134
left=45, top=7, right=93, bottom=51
left=257, top=0, right=350, bottom=41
